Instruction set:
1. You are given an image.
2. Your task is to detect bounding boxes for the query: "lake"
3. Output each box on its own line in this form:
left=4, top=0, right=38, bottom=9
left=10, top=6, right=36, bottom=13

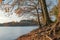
left=0, top=26, right=38, bottom=40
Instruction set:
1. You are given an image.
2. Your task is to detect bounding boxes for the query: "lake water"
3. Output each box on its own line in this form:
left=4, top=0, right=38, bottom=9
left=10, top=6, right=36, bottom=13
left=0, top=26, right=38, bottom=40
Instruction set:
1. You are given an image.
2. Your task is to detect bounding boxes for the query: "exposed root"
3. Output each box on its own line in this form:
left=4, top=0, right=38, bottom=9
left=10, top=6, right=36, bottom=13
left=17, top=21, right=60, bottom=40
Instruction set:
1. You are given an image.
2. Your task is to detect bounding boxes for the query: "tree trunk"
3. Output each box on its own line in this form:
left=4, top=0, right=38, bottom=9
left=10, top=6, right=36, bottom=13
left=39, top=0, right=52, bottom=25
left=36, top=7, right=42, bottom=28
left=58, top=0, right=60, bottom=21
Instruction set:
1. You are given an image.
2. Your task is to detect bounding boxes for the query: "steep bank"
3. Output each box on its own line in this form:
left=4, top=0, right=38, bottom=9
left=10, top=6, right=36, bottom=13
left=17, top=22, right=60, bottom=40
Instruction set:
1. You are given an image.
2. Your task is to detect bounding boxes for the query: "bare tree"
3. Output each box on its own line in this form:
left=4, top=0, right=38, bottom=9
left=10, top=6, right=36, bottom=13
left=13, top=0, right=53, bottom=27
left=7, top=0, right=53, bottom=27
left=39, top=0, right=52, bottom=26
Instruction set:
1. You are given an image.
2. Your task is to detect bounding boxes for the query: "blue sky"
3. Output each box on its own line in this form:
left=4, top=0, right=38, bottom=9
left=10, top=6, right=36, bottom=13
left=46, top=0, right=58, bottom=11
left=50, top=0, right=58, bottom=5
left=3, top=0, right=58, bottom=5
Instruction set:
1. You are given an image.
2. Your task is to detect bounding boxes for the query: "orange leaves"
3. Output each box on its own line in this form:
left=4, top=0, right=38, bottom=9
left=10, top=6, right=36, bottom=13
left=15, top=8, right=23, bottom=16
left=0, top=0, right=2, bottom=3
left=58, top=13, right=60, bottom=17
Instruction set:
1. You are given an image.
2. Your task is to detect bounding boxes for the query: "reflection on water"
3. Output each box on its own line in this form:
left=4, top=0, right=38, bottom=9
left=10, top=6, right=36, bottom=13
left=0, top=26, right=38, bottom=40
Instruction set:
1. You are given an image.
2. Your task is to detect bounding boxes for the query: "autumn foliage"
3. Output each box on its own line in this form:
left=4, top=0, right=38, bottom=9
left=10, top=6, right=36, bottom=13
left=0, top=0, right=2, bottom=3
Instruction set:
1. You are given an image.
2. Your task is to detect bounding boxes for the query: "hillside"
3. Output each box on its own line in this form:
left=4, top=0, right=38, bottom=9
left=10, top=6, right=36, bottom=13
left=0, top=20, right=38, bottom=26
